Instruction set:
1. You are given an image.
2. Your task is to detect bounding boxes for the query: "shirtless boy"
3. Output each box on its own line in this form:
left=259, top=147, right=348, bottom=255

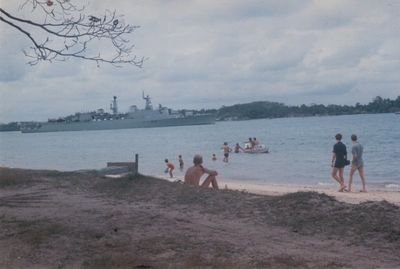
left=184, top=154, right=219, bottom=189
left=165, top=159, right=175, bottom=178
left=178, top=155, right=184, bottom=170
left=234, top=143, right=243, bottom=153
left=221, top=142, right=232, bottom=162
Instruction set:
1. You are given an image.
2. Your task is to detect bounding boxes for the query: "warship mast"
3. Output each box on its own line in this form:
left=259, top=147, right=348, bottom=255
left=142, top=91, right=153, bottom=110
left=110, top=96, right=118, bottom=115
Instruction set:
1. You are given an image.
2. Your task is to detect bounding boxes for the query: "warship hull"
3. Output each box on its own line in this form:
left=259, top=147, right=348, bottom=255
left=21, top=114, right=215, bottom=133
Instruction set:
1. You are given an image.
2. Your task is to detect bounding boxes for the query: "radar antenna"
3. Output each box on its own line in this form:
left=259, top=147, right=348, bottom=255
left=142, top=91, right=153, bottom=110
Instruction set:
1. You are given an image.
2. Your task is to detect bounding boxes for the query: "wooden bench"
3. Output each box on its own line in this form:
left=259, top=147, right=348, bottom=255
left=106, top=154, right=139, bottom=175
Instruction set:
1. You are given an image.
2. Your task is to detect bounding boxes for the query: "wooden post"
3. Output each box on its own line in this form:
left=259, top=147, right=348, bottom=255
left=134, top=154, right=139, bottom=175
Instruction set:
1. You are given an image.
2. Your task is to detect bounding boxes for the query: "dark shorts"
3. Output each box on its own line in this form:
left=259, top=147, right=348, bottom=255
left=224, top=153, right=229, bottom=158
left=334, top=160, right=345, bottom=168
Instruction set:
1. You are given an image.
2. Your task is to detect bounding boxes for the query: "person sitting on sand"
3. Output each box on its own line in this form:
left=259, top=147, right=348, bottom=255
left=348, top=134, right=367, bottom=193
left=212, top=153, right=217, bottom=161
left=331, top=133, right=347, bottom=192
left=165, top=159, right=175, bottom=178
left=178, top=155, right=184, bottom=170
left=184, top=154, right=219, bottom=189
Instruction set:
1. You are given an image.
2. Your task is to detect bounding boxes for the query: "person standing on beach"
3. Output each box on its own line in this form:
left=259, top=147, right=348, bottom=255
left=165, top=159, right=175, bottom=178
left=348, top=134, right=367, bottom=192
left=221, top=142, right=232, bottom=162
left=331, top=133, right=347, bottom=192
left=184, top=154, right=219, bottom=189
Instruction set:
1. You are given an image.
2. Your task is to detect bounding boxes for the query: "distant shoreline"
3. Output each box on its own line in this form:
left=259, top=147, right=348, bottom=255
left=1, top=95, right=399, bottom=130
left=217, top=111, right=398, bottom=121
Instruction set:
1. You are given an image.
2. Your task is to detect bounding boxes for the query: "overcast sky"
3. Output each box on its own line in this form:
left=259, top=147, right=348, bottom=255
left=1, top=0, right=400, bottom=122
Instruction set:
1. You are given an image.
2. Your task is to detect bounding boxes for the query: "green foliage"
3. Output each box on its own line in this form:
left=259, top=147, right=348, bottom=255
left=218, top=101, right=289, bottom=120
left=215, top=96, right=400, bottom=120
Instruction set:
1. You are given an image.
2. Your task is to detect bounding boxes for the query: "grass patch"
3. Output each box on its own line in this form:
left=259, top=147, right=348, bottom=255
left=1, top=216, right=66, bottom=247
left=0, top=167, right=41, bottom=187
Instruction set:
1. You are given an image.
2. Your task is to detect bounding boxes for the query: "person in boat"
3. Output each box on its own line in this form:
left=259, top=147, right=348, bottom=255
left=253, top=137, right=259, bottom=146
left=221, top=142, right=232, bottom=162
left=331, top=133, right=347, bottom=192
left=165, top=159, right=175, bottom=178
left=184, top=154, right=219, bottom=189
left=212, top=153, right=217, bottom=161
left=348, top=134, right=367, bottom=192
left=246, top=138, right=253, bottom=149
left=234, top=143, right=243, bottom=153
left=178, top=155, right=184, bottom=170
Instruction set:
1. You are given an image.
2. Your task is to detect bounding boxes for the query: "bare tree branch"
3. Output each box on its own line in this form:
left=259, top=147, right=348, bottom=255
left=0, top=1, right=145, bottom=67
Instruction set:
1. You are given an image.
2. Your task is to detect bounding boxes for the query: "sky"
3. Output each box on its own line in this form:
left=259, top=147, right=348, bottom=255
left=0, top=0, right=400, bottom=122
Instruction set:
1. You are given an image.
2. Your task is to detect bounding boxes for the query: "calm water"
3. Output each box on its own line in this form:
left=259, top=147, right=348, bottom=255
left=1, top=114, right=399, bottom=189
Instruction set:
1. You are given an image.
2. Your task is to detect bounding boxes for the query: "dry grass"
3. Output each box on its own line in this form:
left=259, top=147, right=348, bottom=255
left=1, top=217, right=66, bottom=247
left=0, top=167, right=399, bottom=268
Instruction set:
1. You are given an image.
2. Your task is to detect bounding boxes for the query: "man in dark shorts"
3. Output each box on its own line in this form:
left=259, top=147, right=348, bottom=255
left=331, top=133, right=348, bottom=192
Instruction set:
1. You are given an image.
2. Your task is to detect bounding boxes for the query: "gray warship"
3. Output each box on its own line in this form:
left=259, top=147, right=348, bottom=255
left=20, top=93, right=215, bottom=133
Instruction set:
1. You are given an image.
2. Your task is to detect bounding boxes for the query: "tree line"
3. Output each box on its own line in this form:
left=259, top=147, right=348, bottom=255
left=215, top=96, right=400, bottom=121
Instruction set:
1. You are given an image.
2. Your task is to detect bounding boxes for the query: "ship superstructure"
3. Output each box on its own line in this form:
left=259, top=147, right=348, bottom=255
left=20, top=93, right=215, bottom=133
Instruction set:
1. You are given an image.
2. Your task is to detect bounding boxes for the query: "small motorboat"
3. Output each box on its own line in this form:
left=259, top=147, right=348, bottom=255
left=243, top=143, right=269, bottom=153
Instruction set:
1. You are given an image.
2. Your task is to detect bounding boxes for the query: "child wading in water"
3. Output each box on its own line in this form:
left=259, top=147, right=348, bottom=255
left=178, top=155, right=184, bottom=170
left=221, top=142, right=232, bottom=162
left=164, top=159, right=175, bottom=178
left=234, top=143, right=243, bottom=153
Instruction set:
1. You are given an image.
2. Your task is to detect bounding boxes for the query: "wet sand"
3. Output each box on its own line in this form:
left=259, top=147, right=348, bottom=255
left=1, top=167, right=400, bottom=268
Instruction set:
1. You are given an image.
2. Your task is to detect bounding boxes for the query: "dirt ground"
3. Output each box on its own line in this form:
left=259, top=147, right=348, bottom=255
left=0, top=167, right=399, bottom=269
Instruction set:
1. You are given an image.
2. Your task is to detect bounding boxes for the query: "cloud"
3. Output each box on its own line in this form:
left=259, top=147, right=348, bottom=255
left=0, top=0, right=399, bottom=122
left=0, top=25, right=30, bottom=82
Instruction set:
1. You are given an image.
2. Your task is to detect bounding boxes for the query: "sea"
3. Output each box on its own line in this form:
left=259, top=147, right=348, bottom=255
left=0, top=113, right=399, bottom=190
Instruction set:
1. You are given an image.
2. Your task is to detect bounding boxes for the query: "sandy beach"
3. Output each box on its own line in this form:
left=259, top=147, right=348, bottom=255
left=159, top=175, right=400, bottom=205
left=219, top=180, right=400, bottom=205
left=1, top=167, right=399, bottom=268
